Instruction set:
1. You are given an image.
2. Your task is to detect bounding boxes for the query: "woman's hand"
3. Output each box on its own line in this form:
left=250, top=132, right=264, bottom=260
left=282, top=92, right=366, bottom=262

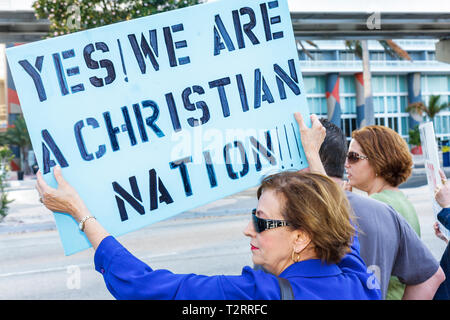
left=294, top=112, right=326, bottom=175
left=36, top=165, right=110, bottom=249
left=36, top=166, right=88, bottom=223
left=294, top=113, right=326, bottom=157
left=433, top=222, right=449, bottom=244
left=435, top=169, right=450, bottom=208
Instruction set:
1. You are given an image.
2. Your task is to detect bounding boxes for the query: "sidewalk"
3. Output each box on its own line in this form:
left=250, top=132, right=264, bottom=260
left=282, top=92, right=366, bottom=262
left=0, top=174, right=54, bottom=233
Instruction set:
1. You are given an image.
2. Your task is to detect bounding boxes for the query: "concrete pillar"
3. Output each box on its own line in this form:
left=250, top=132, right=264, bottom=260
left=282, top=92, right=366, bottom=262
left=407, top=72, right=423, bottom=129
left=355, top=72, right=365, bottom=128
left=436, top=39, right=450, bottom=64
left=360, top=40, right=375, bottom=127
left=325, top=72, right=341, bottom=127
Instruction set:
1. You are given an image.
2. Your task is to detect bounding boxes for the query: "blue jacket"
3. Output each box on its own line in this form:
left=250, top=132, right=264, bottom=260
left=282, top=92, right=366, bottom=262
left=433, top=207, right=450, bottom=300
left=438, top=207, right=450, bottom=231
left=94, top=235, right=381, bottom=300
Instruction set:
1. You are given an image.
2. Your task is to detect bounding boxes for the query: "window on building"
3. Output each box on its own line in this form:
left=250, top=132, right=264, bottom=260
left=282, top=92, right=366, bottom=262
left=407, top=51, right=425, bottom=61
left=370, top=52, right=385, bottom=61
left=427, top=52, right=436, bottom=60
left=339, top=51, right=357, bottom=61
left=340, top=76, right=356, bottom=114
left=307, top=97, right=328, bottom=115
left=422, top=75, right=450, bottom=140
left=341, top=117, right=357, bottom=139
left=372, top=75, right=409, bottom=138
left=304, top=76, right=327, bottom=115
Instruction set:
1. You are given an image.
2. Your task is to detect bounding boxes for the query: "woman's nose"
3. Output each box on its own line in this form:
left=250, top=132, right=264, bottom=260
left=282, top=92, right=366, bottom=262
left=243, top=220, right=255, bottom=238
left=344, top=159, right=350, bottom=168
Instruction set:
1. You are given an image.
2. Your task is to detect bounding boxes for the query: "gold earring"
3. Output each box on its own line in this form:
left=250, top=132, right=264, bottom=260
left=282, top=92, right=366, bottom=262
left=291, top=249, right=301, bottom=263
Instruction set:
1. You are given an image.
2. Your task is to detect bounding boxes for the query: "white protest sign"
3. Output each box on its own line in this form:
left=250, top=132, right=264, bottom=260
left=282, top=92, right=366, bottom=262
left=419, top=122, right=449, bottom=236
left=6, top=0, right=310, bottom=255
left=419, top=122, right=441, bottom=192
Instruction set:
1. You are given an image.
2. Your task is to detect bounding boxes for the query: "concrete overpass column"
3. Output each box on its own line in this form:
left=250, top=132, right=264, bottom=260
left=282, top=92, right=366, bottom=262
left=436, top=39, right=450, bottom=64
left=355, top=72, right=365, bottom=128
left=325, top=72, right=341, bottom=127
left=407, top=72, right=423, bottom=129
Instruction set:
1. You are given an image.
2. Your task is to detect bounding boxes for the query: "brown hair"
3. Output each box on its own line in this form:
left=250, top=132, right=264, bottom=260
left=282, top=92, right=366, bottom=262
left=352, top=125, right=413, bottom=187
left=257, top=171, right=356, bottom=264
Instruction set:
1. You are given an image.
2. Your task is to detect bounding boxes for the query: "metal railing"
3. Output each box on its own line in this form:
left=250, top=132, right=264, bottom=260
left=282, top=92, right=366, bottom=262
left=299, top=59, right=450, bottom=73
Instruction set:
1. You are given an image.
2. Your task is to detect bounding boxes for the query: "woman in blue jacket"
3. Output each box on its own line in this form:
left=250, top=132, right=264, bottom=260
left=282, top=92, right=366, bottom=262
left=36, top=165, right=380, bottom=300
left=433, top=169, right=450, bottom=300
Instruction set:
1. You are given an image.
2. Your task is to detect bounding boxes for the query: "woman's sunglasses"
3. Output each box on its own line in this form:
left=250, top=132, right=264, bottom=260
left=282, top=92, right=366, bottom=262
left=346, top=151, right=369, bottom=164
left=251, top=209, right=291, bottom=233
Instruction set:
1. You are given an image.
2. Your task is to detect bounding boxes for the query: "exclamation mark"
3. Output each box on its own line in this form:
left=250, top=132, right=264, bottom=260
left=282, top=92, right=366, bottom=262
left=275, top=126, right=284, bottom=169
left=291, top=122, right=303, bottom=165
left=284, top=124, right=293, bottom=167
left=117, top=39, right=128, bottom=82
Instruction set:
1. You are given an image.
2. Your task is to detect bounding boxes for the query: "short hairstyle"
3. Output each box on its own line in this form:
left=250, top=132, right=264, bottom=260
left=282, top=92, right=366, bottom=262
left=318, top=118, right=347, bottom=178
left=257, top=171, right=355, bottom=264
left=352, top=125, right=413, bottom=187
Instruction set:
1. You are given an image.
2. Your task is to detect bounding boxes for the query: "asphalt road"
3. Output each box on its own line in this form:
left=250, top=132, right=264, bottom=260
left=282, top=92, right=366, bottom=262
left=400, top=174, right=428, bottom=188
left=0, top=214, right=253, bottom=299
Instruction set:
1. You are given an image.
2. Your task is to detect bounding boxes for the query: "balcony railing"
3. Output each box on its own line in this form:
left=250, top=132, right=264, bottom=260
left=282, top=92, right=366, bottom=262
left=298, top=59, right=450, bottom=73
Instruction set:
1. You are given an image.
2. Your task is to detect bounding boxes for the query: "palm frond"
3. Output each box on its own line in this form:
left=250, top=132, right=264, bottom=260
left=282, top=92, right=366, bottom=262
left=4, top=116, right=31, bottom=147
left=378, top=40, right=412, bottom=61
left=407, top=95, right=449, bottom=120
left=297, top=40, right=315, bottom=60
left=305, top=40, right=319, bottom=49
left=345, top=40, right=362, bottom=59
left=427, top=95, right=449, bottom=118
left=406, top=102, right=426, bottom=116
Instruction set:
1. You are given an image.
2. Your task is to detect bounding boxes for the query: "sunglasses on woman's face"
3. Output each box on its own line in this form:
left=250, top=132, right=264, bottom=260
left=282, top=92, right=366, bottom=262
left=251, top=209, right=291, bottom=233
left=346, top=151, right=369, bottom=164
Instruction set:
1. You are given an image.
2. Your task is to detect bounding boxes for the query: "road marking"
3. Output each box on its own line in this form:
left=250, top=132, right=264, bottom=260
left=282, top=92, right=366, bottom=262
left=0, top=251, right=178, bottom=278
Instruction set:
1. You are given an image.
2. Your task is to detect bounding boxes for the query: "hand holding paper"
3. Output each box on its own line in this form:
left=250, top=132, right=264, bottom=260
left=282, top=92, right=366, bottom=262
left=36, top=166, right=110, bottom=250
left=435, top=169, right=450, bottom=208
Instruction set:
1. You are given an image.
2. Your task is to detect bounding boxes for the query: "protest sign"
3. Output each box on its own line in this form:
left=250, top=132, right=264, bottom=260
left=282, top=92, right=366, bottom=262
left=419, top=122, right=449, bottom=237
left=6, top=0, right=310, bottom=255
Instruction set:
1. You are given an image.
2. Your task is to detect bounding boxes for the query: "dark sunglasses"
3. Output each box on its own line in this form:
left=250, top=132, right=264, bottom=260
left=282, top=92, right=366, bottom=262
left=346, top=151, right=369, bottom=164
left=251, top=209, right=291, bottom=233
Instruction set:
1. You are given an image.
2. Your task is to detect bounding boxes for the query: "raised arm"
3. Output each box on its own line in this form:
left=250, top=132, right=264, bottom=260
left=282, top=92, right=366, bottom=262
left=293, top=112, right=327, bottom=175
left=36, top=166, right=110, bottom=250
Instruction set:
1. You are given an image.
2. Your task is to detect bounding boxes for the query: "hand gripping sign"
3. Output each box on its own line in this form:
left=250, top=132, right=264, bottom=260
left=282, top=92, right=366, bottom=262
left=6, top=0, right=310, bottom=255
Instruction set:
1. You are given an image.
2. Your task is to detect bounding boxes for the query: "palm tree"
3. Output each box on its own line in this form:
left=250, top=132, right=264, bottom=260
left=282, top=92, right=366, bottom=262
left=296, top=40, right=319, bottom=60
left=406, top=95, right=449, bottom=123
left=406, top=95, right=449, bottom=154
left=345, top=40, right=412, bottom=61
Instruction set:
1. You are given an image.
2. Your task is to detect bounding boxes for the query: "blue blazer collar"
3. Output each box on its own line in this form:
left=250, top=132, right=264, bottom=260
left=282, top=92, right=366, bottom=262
left=279, top=259, right=342, bottom=278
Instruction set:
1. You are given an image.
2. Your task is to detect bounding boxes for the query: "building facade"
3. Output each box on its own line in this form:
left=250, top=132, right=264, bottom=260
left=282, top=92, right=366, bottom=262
left=298, top=39, right=450, bottom=142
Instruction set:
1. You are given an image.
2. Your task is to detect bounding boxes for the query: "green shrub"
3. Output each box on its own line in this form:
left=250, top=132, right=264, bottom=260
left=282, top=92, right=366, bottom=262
left=0, top=147, right=15, bottom=221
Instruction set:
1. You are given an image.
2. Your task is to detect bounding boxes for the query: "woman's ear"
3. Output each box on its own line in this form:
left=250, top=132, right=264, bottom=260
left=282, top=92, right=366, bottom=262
left=292, top=230, right=311, bottom=254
